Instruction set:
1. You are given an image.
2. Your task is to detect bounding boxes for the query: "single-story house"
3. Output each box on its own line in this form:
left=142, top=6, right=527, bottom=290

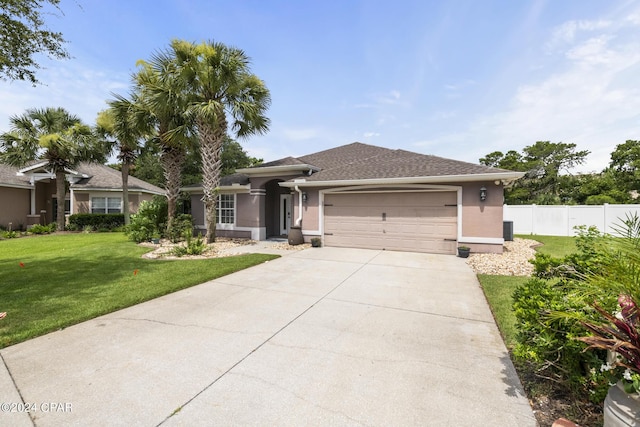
left=0, top=162, right=165, bottom=228
left=184, top=142, right=524, bottom=254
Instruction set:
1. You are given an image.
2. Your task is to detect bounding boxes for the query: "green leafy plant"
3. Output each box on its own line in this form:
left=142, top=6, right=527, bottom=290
left=557, top=214, right=640, bottom=396
left=126, top=197, right=168, bottom=243
left=29, top=223, right=56, bottom=235
left=311, top=237, right=321, bottom=247
left=513, top=225, right=617, bottom=400
left=172, top=228, right=206, bottom=257
left=168, top=214, right=193, bottom=243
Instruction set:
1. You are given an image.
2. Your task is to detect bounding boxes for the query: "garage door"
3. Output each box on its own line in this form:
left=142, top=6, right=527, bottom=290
left=323, top=192, right=457, bottom=254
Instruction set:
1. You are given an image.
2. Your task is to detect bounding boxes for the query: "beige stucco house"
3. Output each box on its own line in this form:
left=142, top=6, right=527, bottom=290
left=0, top=162, right=164, bottom=228
left=184, top=142, right=524, bottom=254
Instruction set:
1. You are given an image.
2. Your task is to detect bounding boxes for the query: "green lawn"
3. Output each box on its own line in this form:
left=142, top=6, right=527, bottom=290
left=479, top=234, right=575, bottom=348
left=0, top=233, right=278, bottom=348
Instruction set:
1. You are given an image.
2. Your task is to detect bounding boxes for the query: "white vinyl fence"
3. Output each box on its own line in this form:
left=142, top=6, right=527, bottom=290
left=503, top=204, right=640, bottom=236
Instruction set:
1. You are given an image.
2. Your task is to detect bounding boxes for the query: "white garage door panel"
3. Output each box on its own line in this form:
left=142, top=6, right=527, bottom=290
left=324, top=192, right=457, bottom=254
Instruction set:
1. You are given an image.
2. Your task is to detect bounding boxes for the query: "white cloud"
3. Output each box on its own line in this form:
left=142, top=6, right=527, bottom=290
left=547, top=19, right=612, bottom=50
left=426, top=11, right=640, bottom=173
left=0, top=61, right=129, bottom=131
left=363, top=132, right=380, bottom=138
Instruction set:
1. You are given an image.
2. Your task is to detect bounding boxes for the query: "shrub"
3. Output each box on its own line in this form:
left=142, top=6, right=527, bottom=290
left=2, top=230, right=18, bottom=239
left=172, top=228, right=206, bottom=257
left=29, top=223, right=56, bottom=235
left=514, top=225, right=615, bottom=401
left=126, top=197, right=168, bottom=243
left=168, top=214, right=193, bottom=243
left=68, top=214, right=125, bottom=231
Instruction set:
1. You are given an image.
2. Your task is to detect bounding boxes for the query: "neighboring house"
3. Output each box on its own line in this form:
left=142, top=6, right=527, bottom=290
left=183, top=142, right=524, bottom=254
left=0, top=162, right=165, bottom=228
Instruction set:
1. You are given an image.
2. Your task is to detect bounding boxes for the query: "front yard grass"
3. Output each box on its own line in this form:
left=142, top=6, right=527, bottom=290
left=0, top=233, right=278, bottom=348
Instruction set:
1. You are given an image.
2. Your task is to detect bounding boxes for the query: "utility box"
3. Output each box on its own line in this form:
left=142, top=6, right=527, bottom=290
left=503, top=221, right=514, bottom=241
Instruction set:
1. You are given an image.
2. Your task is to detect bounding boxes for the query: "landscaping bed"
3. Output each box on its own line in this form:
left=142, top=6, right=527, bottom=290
left=472, top=236, right=601, bottom=427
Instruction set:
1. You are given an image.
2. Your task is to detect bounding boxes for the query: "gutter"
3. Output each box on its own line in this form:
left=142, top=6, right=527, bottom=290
left=294, top=185, right=303, bottom=226
left=236, top=164, right=320, bottom=176
left=279, top=172, right=525, bottom=188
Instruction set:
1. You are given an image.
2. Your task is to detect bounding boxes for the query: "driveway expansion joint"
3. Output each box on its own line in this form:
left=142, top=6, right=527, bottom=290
left=325, top=297, right=496, bottom=325
left=0, top=352, right=36, bottom=426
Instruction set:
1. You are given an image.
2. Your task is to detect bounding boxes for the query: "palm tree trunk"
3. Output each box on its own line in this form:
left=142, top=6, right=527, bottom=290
left=55, top=170, right=66, bottom=231
left=121, top=162, right=130, bottom=225
left=161, top=145, right=185, bottom=235
left=199, top=116, right=226, bottom=244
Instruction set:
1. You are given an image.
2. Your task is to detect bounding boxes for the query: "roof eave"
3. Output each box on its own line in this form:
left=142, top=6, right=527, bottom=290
left=0, top=182, right=33, bottom=190
left=236, top=164, right=320, bottom=177
left=279, top=171, right=525, bottom=188
left=72, top=187, right=166, bottom=195
left=181, top=184, right=251, bottom=193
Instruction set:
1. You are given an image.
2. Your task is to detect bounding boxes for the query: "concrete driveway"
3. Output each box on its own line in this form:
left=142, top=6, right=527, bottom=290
left=0, top=247, right=536, bottom=426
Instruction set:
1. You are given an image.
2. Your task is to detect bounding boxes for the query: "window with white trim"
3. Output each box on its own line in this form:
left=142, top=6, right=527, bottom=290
left=91, top=197, right=122, bottom=214
left=217, top=194, right=235, bottom=224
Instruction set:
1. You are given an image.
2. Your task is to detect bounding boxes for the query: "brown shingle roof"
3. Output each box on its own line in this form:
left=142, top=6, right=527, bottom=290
left=252, top=156, right=307, bottom=168
left=71, top=163, right=164, bottom=194
left=0, top=164, right=31, bottom=187
left=253, top=142, right=512, bottom=182
left=0, top=162, right=164, bottom=194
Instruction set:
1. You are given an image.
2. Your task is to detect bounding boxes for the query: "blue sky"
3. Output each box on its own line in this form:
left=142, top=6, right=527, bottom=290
left=2, top=0, right=640, bottom=173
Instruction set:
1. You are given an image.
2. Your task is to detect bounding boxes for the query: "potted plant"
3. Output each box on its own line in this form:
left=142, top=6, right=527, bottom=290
left=578, top=297, right=640, bottom=426
left=151, top=233, right=161, bottom=245
left=457, top=245, right=470, bottom=258
left=311, top=237, right=322, bottom=248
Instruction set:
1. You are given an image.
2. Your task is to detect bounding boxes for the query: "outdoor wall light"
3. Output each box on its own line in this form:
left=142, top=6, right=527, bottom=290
left=302, top=192, right=308, bottom=202
left=480, top=186, right=487, bottom=202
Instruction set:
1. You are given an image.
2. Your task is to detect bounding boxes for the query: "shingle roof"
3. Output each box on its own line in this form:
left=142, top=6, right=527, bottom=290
left=0, top=164, right=31, bottom=187
left=254, top=142, right=512, bottom=182
left=253, top=156, right=307, bottom=168
left=0, top=162, right=164, bottom=194
left=71, top=163, right=164, bottom=194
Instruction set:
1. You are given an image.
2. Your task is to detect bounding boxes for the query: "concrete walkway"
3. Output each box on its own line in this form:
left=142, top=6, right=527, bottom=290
left=0, top=247, right=536, bottom=426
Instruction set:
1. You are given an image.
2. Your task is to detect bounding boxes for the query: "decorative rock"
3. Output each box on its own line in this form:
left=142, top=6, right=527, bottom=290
left=465, top=238, right=539, bottom=276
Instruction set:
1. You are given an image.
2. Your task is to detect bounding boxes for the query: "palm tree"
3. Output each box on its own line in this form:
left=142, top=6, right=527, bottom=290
left=169, top=39, right=271, bottom=243
left=133, top=56, right=191, bottom=234
left=95, top=96, right=143, bottom=225
left=0, top=107, right=96, bottom=230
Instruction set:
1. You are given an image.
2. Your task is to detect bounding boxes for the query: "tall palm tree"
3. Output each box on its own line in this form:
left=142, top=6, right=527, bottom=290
left=0, top=107, right=96, bottom=230
left=133, top=56, right=191, bottom=234
left=95, top=96, right=143, bottom=225
left=170, top=39, right=271, bottom=243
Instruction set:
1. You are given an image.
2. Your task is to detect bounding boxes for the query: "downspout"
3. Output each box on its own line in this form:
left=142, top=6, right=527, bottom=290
left=294, top=185, right=303, bottom=226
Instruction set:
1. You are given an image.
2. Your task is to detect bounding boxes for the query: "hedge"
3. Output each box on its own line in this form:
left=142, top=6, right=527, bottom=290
left=68, top=213, right=125, bottom=231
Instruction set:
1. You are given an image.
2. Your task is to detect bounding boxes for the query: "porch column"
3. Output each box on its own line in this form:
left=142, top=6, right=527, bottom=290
left=30, top=181, right=36, bottom=215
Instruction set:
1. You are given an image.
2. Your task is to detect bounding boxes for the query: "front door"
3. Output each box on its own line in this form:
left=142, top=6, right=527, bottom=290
left=280, top=194, right=292, bottom=235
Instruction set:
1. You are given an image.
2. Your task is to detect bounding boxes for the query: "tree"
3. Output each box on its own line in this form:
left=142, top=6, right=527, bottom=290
left=129, top=135, right=261, bottom=188
left=167, top=40, right=270, bottom=243
left=220, top=137, right=262, bottom=176
left=95, top=96, right=145, bottom=225
left=480, top=141, right=590, bottom=204
left=480, top=150, right=527, bottom=171
left=133, top=53, right=192, bottom=234
left=0, top=0, right=70, bottom=84
left=609, top=140, right=640, bottom=193
left=0, top=107, right=97, bottom=229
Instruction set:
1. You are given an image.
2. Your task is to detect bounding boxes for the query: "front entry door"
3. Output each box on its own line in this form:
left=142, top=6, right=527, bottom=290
left=280, top=194, right=292, bottom=235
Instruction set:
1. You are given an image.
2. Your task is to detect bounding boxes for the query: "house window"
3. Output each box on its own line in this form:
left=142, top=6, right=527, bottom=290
left=217, top=194, right=234, bottom=224
left=91, top=197, right=122, bottom=214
